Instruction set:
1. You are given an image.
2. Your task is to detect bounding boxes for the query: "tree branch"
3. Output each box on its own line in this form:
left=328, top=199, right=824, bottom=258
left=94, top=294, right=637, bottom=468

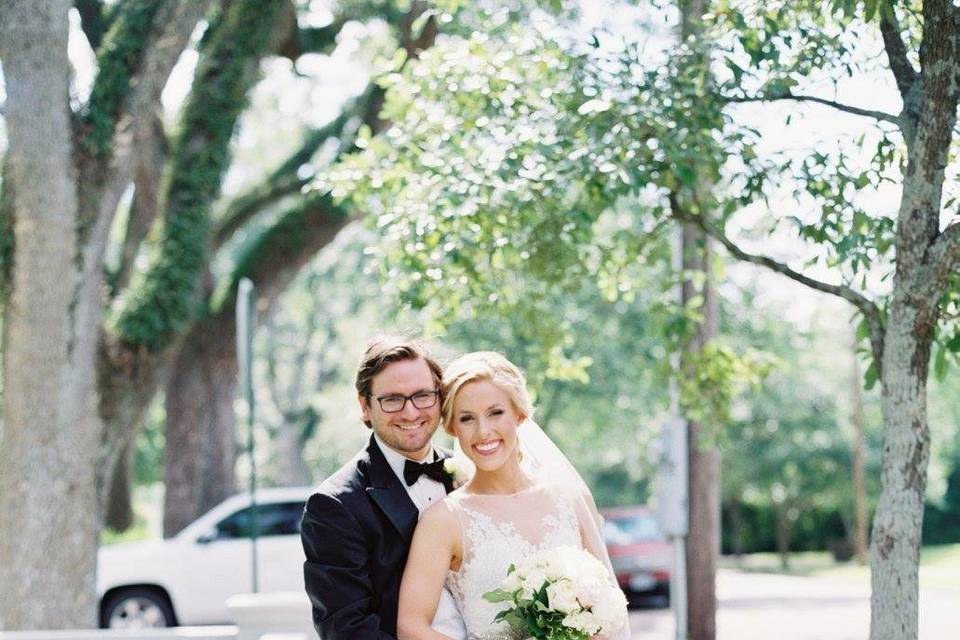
left=210, top=0, right=431, bottom=247
left=214, top=192, right=354, bottom=319
left=275, top=21, right=346, bottom=62
left=113, top=0, right=287, bottom=352
left=112, top=111, right=167, bottom=296
left=928, top=221, right=960, bottom=293
left=669, top=197, right=886, bottom=369
left=76, top=0, right=213, bottom=284
left=78, top=0, right=196, bottom=164
left=723, top=92, right=901, bottom=127
left=212, top=95, right=367, bottom=249
left=879, top=6, right=918, bottom=100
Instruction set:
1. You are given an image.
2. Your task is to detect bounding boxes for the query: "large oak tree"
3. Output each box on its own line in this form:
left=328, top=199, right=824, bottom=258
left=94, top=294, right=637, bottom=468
left=0, top=0, right=435, bottom=627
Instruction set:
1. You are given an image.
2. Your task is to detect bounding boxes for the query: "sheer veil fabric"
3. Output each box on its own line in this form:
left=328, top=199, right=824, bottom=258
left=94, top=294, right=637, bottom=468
left=450, top=419, right=631, bottom=639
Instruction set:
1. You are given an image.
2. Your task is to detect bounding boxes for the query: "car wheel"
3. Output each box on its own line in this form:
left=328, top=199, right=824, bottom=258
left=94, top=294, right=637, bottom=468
left=102, top=588, right=175, bottom=629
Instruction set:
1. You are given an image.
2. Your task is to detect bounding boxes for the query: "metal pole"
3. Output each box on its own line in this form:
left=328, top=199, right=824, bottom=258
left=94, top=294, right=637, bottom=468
left=237, top=277, right=259, bottom=593
left=669, top=226, right=688, bottom=640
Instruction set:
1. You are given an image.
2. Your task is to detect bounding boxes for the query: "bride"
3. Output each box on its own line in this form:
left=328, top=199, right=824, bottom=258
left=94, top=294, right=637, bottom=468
left=397, top=351, right=630, bottom=640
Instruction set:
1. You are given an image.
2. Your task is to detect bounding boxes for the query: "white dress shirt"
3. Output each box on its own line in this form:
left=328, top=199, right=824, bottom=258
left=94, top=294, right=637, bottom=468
left=372, top=435, right=466, bottom=640
left=374, top=433, right=448, bottom=513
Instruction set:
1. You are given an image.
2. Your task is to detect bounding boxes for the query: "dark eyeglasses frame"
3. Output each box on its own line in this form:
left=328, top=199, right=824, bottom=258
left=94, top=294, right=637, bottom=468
left=374, top=390, right=440, bottom=413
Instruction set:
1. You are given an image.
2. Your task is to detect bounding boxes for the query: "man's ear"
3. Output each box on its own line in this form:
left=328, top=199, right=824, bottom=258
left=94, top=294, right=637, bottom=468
left=358, top=394, right=372, bottom=422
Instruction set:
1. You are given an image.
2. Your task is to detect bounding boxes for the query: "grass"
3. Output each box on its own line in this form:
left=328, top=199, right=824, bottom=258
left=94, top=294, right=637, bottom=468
left=100, top=520, right=153, bottom=545
left=721, top=544, right=960, bottom=590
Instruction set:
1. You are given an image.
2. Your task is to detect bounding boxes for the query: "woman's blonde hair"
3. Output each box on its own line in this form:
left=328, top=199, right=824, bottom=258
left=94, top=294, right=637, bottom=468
left=441, top=351, right=533, bottom=435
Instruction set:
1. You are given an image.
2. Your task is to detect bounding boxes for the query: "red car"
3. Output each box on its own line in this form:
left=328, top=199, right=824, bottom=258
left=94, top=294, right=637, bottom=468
left=601, top=506, right=671, bottom=605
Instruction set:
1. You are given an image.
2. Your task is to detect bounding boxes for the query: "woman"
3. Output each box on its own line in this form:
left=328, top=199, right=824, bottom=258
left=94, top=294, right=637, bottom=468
left=397, top=351, right=629, bottom=640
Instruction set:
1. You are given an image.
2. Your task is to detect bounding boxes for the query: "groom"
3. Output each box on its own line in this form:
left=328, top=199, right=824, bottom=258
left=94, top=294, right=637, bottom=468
left=300, top=336, right=465, bottom=639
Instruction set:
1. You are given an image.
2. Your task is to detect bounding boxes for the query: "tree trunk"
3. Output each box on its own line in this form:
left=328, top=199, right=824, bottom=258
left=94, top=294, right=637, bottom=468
left=163, top=317, right=239, bottom=537
left=0, top=1, right=100, bottom=628
left=676, top=1, right=719, bottom=635
left=104, top=441, right=136, bottom=532
left=850, top=330, right=869, bottom=565
left=869, top=293, right=934, bottom=640
left=775, top=504, right=792, bottom=571
left=728, top=499, right=745, bottom=559
left=682, top=223, right=720, bottom=640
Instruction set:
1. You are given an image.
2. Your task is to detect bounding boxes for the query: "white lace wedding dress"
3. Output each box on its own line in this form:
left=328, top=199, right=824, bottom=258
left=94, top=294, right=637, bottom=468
left=443, top=482, right=614, bottom=640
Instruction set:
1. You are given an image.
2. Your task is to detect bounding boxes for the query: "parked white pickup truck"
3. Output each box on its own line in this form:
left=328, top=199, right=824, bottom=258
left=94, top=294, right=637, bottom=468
left=97, top=486, right=313, bottom=628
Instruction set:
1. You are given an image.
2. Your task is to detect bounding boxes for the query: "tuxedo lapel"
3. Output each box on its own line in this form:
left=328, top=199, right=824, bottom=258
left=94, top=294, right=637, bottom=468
left=364, top=436, right=419, bottom=544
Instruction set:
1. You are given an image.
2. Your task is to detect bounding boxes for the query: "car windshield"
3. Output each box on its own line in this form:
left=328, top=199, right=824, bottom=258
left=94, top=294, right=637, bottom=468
left=603, top=512, right=662, bottom=545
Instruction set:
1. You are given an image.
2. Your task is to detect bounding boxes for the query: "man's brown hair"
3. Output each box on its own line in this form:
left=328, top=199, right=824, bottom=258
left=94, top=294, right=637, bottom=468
left=355, top=335, right=443, bottom=428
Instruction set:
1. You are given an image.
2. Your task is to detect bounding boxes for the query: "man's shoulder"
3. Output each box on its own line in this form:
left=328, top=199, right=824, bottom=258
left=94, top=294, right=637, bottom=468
left=316, top=448, right=369, bottom=490
left=313, top=447, right=369, bottom=500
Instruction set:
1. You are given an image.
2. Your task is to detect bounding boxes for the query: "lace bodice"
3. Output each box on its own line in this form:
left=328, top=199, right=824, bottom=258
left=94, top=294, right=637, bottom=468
left=444, top=483, right=583, bottom=640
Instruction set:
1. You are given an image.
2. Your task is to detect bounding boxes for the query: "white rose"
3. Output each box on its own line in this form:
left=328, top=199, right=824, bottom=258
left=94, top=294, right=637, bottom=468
left=546, top=579, right=580, bottom=614
left=563, top=610, right=601, bottom=636
left=501, top=570, right=522, bottom=593
left=545, top=546, right=579, bottom=580
left=571, top=576, right=605, bottom=607
left=521, top=568, right=548, bottom=597
left=591, top=586, right=628, bottom=632
left=513, top=556, right=535, bottom=576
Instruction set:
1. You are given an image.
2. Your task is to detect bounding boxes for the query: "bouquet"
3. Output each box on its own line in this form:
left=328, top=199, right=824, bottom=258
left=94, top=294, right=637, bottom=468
left=482, top=545, right=628, bottom=639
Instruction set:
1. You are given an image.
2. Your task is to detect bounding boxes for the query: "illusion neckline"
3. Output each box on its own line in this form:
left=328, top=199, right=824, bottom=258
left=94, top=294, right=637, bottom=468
left=459, top=482, right=543, bottom=498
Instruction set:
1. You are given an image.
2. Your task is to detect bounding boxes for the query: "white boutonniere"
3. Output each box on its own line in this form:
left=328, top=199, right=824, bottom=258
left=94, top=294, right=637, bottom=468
left=443, top=458, right=469, bottom=489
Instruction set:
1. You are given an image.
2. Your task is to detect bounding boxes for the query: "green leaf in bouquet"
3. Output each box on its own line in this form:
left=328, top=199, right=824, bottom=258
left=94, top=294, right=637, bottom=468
left=534, top=585, right=550, bottom=606
left=483, top=588, right=514, bottom=603
left=501, top=610, right=525, bottom=629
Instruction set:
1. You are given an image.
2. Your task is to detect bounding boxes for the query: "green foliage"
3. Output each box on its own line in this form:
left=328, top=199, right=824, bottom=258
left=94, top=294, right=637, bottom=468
left=721, top=501, right=852, bottom=554
left=720, top=303, right=884, bottom=556
left=113, top=0, right=286, bottom=351
left=712, top=2, right=903, bottom=283
left=324, top=9, right=777, bottom=445
left=486, top=578, right=590, bottom=640
left=680, top=341, right=777, bottom=439
left=80, top=0, right=166, bottom=161
left=329, top=18, right=734, bottom=336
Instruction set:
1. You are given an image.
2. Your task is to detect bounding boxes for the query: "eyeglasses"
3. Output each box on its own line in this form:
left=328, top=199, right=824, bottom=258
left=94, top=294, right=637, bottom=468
left=374, top=390, right=440, bottom=413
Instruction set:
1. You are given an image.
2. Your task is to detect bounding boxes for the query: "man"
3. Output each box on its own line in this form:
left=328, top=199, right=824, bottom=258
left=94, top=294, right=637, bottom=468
left=301, top=336, right=465, bottom=639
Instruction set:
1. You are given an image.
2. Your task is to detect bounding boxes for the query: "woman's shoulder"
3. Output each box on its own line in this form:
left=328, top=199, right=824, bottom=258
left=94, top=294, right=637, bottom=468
left=420, top=495, right=462, bottom=527
left=535, top=479, right=598, bottom=512
left=534, top=478, right=580, bottom=497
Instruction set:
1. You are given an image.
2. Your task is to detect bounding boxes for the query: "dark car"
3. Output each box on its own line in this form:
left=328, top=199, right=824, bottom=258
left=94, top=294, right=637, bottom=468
left=601, top=506, right=671, bottom=606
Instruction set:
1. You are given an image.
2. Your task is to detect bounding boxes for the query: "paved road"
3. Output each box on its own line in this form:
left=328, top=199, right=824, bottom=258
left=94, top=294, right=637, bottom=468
left=629, top=570, right=956, bottom=640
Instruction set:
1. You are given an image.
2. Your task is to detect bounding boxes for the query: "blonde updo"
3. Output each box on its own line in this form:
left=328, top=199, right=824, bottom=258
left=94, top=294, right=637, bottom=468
left=441, top=351, right=533, bottom=435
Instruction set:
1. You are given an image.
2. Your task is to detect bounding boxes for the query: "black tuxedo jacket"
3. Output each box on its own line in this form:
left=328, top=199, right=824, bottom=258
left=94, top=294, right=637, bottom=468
left=301, top=435, right=450, bottom=640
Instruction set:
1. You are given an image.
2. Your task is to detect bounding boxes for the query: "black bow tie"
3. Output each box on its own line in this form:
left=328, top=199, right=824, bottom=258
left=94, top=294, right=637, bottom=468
left=403, top=457, right=448, bottom=487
